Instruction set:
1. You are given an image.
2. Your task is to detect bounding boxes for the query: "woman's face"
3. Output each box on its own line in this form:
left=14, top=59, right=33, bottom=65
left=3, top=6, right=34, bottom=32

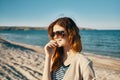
left=52, top=24, right=69, bottom=47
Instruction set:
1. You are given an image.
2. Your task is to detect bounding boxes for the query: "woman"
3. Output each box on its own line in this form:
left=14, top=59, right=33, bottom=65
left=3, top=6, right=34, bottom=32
left=42, top=17, right=95, bottom=80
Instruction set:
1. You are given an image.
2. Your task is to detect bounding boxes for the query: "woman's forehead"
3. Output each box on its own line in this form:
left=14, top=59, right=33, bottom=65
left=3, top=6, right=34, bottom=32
left=53, top=25, right=65, bottom=32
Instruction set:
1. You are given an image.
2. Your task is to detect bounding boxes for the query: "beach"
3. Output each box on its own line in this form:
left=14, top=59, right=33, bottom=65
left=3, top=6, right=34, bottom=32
left=0, top=37, right=120, bottom=80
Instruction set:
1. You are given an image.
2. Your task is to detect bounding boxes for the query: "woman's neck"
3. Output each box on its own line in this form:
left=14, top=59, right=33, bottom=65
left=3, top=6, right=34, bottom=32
left=64, top=46, right=71, bottom=55
left=63, top=46, right=75, bottom=61
left=63, top=47, right=77, bottom=66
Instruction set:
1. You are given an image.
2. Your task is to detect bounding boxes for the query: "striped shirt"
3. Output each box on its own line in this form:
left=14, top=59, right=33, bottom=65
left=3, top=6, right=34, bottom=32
left=51, top=63, right=70, bottom=80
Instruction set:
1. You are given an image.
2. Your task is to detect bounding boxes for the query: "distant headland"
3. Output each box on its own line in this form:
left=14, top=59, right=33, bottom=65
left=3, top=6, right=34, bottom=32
left=0, top=26, right=94, bottom=30
left=0, top=26, right=48, bottom=30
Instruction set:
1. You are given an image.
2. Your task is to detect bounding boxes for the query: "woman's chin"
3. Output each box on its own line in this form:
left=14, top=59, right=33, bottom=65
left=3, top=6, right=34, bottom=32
left=57, top=44, right=63, bottom=47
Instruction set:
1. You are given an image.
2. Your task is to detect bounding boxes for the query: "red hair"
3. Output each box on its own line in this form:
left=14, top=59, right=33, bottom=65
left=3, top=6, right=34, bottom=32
left=48, top=17, right=82, bottom=72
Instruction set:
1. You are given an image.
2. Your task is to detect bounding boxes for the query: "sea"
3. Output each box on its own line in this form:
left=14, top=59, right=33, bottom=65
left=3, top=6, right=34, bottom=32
left=0, top=30, right=120, bottom=58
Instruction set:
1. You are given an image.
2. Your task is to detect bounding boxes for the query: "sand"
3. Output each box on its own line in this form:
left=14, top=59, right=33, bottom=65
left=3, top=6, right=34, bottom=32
left=0, top=37, right=120, bottom=80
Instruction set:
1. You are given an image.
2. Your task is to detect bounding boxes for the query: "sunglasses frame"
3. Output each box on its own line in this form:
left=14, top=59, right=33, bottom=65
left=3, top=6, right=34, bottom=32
left=51, top=31, right=65, bottom=38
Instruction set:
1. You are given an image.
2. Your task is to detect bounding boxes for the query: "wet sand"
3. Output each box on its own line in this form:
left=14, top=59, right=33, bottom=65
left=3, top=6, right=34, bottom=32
left=0, top=37, right=120, bottom=80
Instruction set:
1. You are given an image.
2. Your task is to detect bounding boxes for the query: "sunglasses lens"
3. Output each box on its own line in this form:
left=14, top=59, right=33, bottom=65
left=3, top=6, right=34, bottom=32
left=51, top=33, right=55, bottom=37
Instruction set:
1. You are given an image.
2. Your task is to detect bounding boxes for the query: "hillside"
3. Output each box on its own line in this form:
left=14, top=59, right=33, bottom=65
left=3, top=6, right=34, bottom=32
left=0, top=26, right=94, bottom=30
left=0, top=26, right=48, bottom=30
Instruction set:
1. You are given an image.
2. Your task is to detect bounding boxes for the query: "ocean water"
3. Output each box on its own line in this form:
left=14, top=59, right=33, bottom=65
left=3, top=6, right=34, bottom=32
left=0, top=30, right=120, bottom=58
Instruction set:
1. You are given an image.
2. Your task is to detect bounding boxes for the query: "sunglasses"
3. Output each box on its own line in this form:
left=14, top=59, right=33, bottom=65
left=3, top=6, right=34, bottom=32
left=51, top=31, right=65, bottom=38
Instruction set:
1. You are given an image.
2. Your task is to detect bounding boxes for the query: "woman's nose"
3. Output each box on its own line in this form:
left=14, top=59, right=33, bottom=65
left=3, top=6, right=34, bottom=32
left=53, top=34, right=58, bottom=39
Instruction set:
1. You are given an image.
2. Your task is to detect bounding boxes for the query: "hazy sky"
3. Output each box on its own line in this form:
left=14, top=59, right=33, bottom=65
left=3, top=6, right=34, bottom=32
left=0, top=0, right=120, bottom=29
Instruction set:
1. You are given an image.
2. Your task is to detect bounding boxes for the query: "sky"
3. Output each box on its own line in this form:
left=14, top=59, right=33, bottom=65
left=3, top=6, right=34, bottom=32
left=0, top=0, right=120, bottom=29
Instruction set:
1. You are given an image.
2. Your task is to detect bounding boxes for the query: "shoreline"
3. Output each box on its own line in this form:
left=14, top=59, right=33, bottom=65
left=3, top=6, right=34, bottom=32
left=0, top=37, right=120, bottom=80
left=84, top=52, right=120, bottom=71
left=83, top=51, right=120, bottom=60
left=1, top=37, right=120, bottom=71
